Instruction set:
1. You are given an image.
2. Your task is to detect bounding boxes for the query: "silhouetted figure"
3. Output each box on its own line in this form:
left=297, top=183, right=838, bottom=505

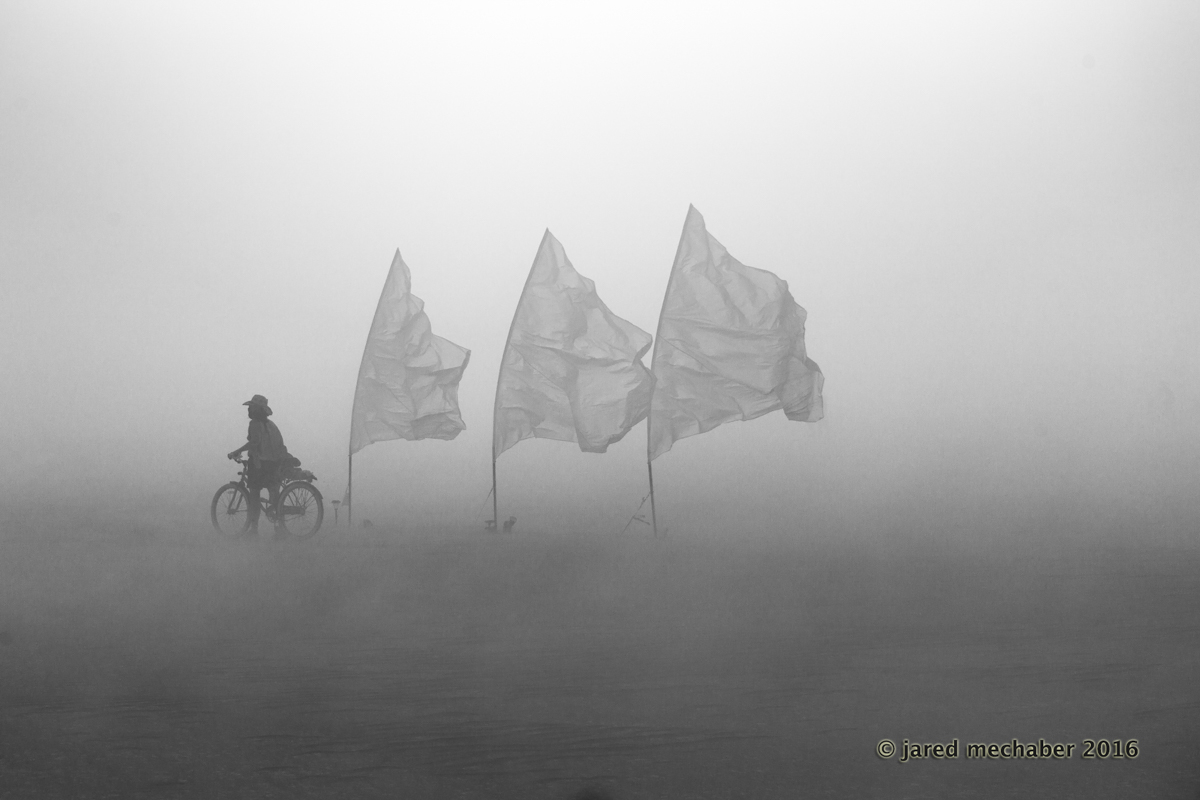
left=227, top=394, right=288, bottom=538
left=502, top=516, right=516, bottom=533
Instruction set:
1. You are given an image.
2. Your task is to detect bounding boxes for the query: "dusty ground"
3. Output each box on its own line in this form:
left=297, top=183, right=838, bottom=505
left=1, top=517, right=1198, bottom=798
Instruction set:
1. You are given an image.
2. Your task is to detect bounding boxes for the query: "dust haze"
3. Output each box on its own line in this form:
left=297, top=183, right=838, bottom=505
left=2, top=1, right=1199, bottom=797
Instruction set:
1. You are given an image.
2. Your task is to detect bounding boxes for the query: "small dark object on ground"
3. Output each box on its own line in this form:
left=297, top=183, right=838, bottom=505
left=572, top=787, right=612, bottom=800
left=361, top=519, right=374, bottom=528
left=502, top=516, right=516, bottom=533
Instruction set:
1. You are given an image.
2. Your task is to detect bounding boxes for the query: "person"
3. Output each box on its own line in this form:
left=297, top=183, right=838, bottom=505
left=227, top=394, right=289, bottom=538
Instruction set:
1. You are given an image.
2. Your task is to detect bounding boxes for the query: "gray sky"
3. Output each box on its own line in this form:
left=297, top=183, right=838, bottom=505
left=2, top=1, right=1197, bottom=540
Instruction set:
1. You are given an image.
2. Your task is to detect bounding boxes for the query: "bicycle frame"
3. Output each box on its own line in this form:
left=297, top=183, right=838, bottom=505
left=230, top=458, right=297, bottom=521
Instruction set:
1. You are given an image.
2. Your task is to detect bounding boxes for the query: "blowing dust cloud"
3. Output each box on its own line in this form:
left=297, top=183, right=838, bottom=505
left=2, top=2, right=1198, bottom=797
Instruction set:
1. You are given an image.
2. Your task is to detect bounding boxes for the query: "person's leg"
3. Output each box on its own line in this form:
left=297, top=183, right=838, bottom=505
left=243, top=462, right=265, bottom=532
left=262, top=462, right=287, bottom=537
left=246, top=473, right=263, bottom=532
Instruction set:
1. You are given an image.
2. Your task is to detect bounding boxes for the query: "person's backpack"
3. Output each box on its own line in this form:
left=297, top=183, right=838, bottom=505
left=280, top=452, right=309, bottom=481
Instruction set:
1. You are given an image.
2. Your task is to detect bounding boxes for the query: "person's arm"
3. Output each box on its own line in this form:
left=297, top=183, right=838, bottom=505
left=229, top=421, right=255, bottom=460
left=242, top=420, right=264, bottom=465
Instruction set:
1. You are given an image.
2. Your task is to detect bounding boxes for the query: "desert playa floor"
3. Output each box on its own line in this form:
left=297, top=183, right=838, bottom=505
left=1, top=519, right=1197, bottom=798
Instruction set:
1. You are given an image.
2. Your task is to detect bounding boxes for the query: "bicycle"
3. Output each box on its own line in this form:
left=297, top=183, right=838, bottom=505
left=210, top=457, right=324, bottom=540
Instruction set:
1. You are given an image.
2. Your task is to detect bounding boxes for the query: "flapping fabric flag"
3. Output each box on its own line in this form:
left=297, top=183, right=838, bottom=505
left=648, top=206, right=823, bottom=461
left=349, top=250, right=471, bottom=455
left=493, top=230, right=654, bottom=458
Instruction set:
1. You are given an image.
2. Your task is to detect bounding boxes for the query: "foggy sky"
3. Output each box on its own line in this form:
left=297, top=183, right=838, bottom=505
left=2, top=1, right=1197, bottom=541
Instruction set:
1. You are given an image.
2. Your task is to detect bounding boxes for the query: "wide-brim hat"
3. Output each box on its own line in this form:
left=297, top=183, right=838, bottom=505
left=243, top=394, right=273, bottom=415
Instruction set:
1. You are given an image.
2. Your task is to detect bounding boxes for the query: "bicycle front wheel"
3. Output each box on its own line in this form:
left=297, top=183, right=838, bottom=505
left=211, top=483, right=251, bottom=538
left=278, top=482, right=323, bottom=539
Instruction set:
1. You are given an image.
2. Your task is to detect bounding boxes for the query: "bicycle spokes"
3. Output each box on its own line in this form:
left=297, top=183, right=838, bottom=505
left=210, top=484, right=251, bottom=538
left=277, top=483, right=323, bottom=539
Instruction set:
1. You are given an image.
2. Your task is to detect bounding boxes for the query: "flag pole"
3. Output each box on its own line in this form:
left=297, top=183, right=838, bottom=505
left=620, top=493, right=651, bottom=534
left=646, top=443, right=658, bottom=538
left=646, top=462, right=658, bottom=538
left=645, top=206, right=694, bottom=538
left=646, top=423, right=657, bottom=538
left=490, top=231, right=548, bottom=533
left=347, top=452, right=353, bottom=528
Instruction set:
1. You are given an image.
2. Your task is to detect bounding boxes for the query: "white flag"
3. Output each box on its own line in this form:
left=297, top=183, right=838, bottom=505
left=649, top=206, right=823, bottom=460
left=350, top=250, right=470, bottom=455
left=494, top=230, right=653, bottom=457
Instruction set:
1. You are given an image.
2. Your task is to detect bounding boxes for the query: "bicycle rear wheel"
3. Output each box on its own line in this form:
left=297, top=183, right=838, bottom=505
left=277, top=482, right=323, bottom=539
left=211, top=483, right=252, bottom=538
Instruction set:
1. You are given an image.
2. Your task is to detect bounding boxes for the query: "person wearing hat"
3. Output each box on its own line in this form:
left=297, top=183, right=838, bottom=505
left=227, top=394, right=289, bottom=536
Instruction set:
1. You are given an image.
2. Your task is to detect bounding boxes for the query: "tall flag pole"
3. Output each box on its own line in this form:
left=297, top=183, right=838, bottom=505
left=490, top=242, right=537, bottom=529
left=645, top=213, right=691, bottom=537
left=349, top=249, right=471, bottom=522
left=491, top=452, right=498, bottom=529
left=647, top=206, right=825, bottom=533
left=492, top=230, right=654, bottom=527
